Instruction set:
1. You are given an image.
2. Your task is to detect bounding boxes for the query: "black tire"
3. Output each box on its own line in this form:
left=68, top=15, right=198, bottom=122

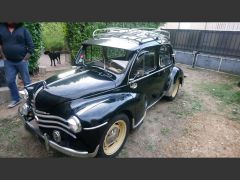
left=97, top=113, right=130, bottom=158
left=165, top=78, right=180, bottom=101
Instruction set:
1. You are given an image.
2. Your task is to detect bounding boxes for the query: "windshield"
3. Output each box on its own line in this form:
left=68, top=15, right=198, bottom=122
left=77, top=45, right=134, bottom=74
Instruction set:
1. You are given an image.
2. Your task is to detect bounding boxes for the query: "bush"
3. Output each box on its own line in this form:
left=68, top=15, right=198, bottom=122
left=65, top=23, right=100, bottom=61
left=42, top=23, right=67, bottom=51
left=24, top=22, right=43, bottom=75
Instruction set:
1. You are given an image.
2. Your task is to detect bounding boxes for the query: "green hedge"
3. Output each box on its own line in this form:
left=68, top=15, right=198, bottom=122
left=42, top=22, right=67, bottom=51
left=65, top=23, right=104, bottom=61
left=24, top=22, right=43, bottom=75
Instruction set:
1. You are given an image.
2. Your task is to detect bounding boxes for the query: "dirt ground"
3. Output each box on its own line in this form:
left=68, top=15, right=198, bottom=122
left=0, top=63, right=240, bottom=158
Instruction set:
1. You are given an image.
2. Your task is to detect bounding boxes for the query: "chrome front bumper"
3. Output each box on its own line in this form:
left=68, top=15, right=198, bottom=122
left=18, top=107, right=99, bottom=158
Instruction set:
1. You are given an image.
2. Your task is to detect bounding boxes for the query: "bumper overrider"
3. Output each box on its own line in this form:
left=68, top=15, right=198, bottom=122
left=18, top=106, right=99, bottom=158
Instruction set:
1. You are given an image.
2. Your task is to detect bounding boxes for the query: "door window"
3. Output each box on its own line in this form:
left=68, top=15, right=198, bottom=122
left=130, top=47, right=157, bottom=79
left=159, top=45, right=172, bottom=67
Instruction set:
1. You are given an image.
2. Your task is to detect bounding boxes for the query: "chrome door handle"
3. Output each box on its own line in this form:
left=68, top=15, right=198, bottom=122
left=130, top=82, right=138, bottom=89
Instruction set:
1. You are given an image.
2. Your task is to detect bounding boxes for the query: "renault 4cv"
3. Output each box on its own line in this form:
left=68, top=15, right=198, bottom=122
left=18, top=28, right=184, bottom=157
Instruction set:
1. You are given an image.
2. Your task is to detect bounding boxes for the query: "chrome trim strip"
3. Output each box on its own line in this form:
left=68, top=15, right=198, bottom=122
left=76, top=99, right=108, bottom=116
left=127, top=52, right=140, bottom=83
left=48, top=140, right=99, bottom=158
left=35, top=113, right=67, bottom=122
left=133, top=111, right=146, bottom=129
left=83, top=122, right=108, bottom=130
left=25, top=80, right=43, bottom=88
left=130, top=64, right=172, bottom=83
left=37, top=118, right=70, bottom=130
left=33, top=86, right=43, bottom=103
left=38, top=124, right=76, bottom=139
left=147, top=94, right=164, bottom=110
left=26, top=120, right=35, bottom=129
left=132, top=94, right=164, bottom=128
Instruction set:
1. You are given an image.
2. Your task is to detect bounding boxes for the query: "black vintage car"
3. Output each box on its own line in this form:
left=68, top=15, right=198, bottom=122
left=18, top=28, right=184, bottom=157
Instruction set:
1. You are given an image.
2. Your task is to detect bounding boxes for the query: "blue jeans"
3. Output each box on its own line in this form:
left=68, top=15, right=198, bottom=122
left=4, top=60, right=31, bottom=101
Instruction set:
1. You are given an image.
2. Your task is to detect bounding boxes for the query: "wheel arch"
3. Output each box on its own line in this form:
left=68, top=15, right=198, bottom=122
left=118, top=110, right=134, bottom=131
left=164, top=66, right=184, bottom=96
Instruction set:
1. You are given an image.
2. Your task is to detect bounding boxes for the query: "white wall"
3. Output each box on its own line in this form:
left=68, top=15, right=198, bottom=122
left=160, top=22, right=240, bottom=31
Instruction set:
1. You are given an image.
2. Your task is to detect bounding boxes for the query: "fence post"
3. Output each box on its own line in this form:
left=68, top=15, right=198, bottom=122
left=218, top=57, right=223, bottom=72
left=192, top=51, right=200, bottom=68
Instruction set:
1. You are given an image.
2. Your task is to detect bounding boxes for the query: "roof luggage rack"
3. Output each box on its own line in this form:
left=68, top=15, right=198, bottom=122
left=92, top=27, right=170, bottom=44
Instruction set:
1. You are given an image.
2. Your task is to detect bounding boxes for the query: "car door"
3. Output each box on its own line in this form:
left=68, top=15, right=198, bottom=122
left=158, top=44, right=174, bottom=92
left=128, top=46, right=162, bottom=121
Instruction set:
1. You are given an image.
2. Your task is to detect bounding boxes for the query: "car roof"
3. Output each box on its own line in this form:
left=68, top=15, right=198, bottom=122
left=82, top=28, right=171, bottom=51
left=83, top=38, right=140, bottom=50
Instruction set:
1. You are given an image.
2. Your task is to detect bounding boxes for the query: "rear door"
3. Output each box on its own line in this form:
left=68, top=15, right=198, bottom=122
left=158, top=44, right=174, bottom=92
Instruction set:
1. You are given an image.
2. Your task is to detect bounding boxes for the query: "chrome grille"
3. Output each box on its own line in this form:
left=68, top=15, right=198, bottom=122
left=31, top=86, right=77, bottom=139
left=34, top=110, right=76, bottom=139
left=30, top=99, right=35, bottom=111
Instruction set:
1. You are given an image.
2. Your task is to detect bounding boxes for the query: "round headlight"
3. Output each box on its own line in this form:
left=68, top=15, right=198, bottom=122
left=19, top=89, right=29, bottom=100
left=19, top=103, right=29, bottom=116
left=67, top=116, right=82, bottom=133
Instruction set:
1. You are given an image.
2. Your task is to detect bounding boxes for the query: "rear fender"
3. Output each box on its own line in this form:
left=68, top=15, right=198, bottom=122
left=165, top=66, right=184, bottom=96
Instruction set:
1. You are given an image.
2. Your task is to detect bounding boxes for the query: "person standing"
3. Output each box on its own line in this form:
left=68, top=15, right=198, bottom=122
left=0, top=22, right=34, bottom=108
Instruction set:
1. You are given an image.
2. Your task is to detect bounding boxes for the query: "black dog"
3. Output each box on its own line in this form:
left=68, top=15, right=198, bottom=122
left=44, top=51, right=61, bottom=66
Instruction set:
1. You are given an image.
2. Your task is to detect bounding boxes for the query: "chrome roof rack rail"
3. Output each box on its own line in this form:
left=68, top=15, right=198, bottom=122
left=92, top=27, right=130, bottom=39
left=92, top=27, right=170, bottom=44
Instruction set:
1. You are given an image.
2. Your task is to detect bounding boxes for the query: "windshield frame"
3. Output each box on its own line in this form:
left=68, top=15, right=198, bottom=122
left=77, top=44, right=135, bottom=75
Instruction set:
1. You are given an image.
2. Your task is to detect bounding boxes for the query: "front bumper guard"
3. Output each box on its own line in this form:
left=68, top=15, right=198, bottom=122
left=18, top=107, right=99, bottom=158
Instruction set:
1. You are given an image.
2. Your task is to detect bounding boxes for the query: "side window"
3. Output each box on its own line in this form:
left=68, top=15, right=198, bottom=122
left=130, top=47, right=157, bottom=79
left=159, top=45, right=172, bottom=67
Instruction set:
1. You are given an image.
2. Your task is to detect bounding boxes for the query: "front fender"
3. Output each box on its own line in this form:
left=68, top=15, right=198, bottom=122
left=71, top=93, right=136, bottom=129
left=69, top=93, right=136, bottom=152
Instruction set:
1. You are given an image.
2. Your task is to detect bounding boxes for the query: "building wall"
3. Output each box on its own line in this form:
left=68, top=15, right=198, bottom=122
left=161, top=22, right=240, bottom=31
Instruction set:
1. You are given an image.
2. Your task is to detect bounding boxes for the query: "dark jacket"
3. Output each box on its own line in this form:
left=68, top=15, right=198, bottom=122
left=0, top=23, right=34, bottom=62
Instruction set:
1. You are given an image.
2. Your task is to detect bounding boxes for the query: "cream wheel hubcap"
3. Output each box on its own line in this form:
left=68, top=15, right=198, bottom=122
left=103, top=120, right=127, bottom=155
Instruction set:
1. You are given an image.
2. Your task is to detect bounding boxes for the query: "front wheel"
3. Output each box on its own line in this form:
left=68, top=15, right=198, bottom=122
left=97, top=114, right=130, bottom=158
left=165, top=78, right=180, bottom=101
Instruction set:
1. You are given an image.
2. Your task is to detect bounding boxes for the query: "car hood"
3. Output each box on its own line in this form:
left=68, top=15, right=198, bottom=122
left=35, top=68, right=116, bottom=109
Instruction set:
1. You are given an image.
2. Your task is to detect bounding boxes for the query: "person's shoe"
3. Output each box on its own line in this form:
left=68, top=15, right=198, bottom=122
left=7, top=100, right=21, bottom=108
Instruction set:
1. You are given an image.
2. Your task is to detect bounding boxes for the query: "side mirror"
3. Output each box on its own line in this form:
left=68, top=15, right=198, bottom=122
left=137, top=69, right=144, bottom=77
left=133, top=69, right=144, bottom=79
left=129, top=69, right=145, bottom=82
left=75, top=46, right=85, bottom=66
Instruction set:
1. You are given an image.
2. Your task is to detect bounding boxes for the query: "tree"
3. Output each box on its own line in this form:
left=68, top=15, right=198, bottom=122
left=42, top=22, right=67, bottom=51
left=24, top=22, right=43, bottom=75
